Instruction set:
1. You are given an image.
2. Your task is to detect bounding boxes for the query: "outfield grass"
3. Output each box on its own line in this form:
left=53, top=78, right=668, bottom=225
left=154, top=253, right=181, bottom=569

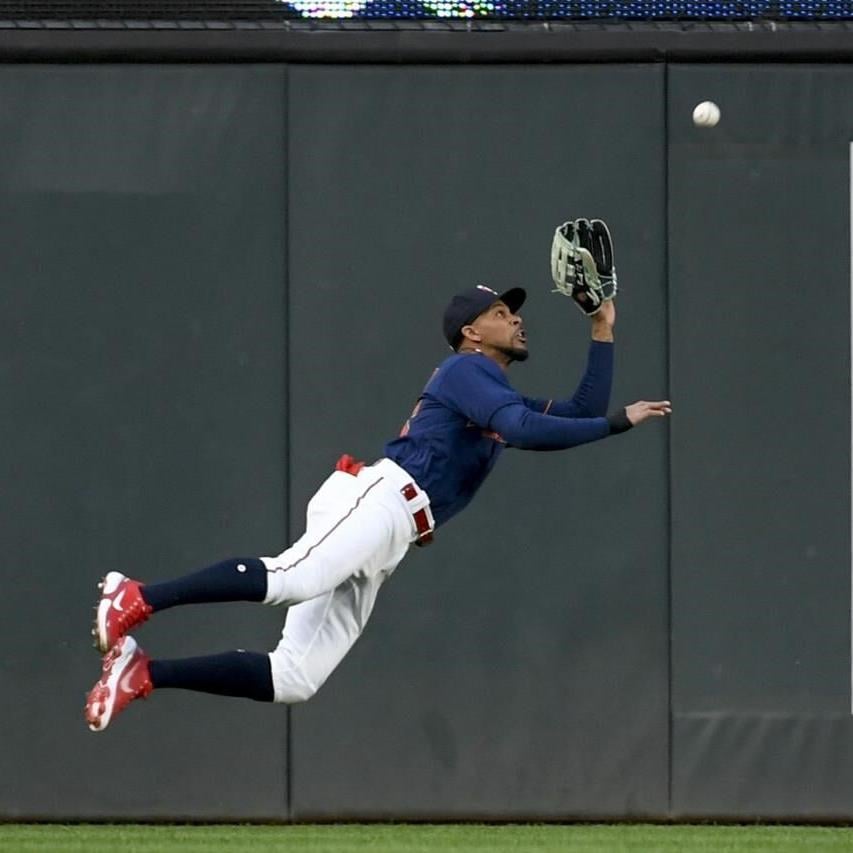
left=2, top=823, right=852, bottom=853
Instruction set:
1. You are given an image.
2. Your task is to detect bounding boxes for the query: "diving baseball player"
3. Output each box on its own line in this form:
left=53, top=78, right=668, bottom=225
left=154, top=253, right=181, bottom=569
left=85, top=220, right=671, bottom=731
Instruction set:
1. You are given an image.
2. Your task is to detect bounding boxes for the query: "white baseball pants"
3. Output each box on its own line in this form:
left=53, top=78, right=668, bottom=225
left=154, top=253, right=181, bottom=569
left=260, top=458, right=433, bottom=704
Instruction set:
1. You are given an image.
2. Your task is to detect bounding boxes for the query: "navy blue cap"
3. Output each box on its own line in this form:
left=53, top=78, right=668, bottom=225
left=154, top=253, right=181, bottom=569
left=442, top=285, right=527, bottom=350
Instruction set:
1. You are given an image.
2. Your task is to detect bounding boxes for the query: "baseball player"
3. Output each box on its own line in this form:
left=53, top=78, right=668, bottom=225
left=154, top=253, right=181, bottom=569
left=84, top=228, right=671, bottom=731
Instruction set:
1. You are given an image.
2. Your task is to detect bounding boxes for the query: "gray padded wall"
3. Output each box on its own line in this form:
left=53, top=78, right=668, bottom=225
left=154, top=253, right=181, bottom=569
left=287, top=66, right=669, bottom=819
left=7, top=58, right=852, bottom=822
left=669, top=65, right=853, bottom=819
left=0, top=66, right=289, bottom=819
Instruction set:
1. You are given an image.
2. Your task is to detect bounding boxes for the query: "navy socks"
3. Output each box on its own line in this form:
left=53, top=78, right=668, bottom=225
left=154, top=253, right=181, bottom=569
left=149, top=651, right=274, bottom=702
left=141, top=558, right=267, bottom=612
left=130, top=558, right=275, bottom=702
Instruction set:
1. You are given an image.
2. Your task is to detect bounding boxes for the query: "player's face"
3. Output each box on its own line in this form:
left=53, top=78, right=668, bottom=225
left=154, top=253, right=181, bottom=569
left=468, top=301, right=528, bottom=362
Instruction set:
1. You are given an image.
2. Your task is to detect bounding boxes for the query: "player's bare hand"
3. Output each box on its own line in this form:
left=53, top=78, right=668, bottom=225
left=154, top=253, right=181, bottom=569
left=625, top=400, right=672, bottom=426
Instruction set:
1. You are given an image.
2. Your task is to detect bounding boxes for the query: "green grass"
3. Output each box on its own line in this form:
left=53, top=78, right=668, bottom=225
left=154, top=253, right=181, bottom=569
left=2, top=824, right=852, bottom=853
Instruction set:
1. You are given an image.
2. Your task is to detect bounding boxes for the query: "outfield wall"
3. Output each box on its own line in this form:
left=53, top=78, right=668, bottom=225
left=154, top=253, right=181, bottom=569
left=1, top=60, right=851, bottom=821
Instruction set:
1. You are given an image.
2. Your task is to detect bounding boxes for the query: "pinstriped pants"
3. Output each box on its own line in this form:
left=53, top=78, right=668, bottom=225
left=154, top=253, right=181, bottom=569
left=260, top=458, right=433, bottom=704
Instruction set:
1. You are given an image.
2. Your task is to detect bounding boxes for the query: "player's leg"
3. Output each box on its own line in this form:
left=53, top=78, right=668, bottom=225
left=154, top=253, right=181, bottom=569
left=90, top=468, right=357, bottom=654
left=86, top=460, right=428, bottom=729
left=93, top=465, right=414, bottom=654
left=92, top=557, right=267, bottom=654
left=85, top=636, right=273, bottom=732
left=85, top=568, right=393, bottom=731
left=267, top=571, right=385, bottom=703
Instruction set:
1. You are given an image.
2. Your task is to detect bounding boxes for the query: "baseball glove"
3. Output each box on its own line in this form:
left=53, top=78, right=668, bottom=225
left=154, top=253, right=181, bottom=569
left=550, top=218, right=618, bottom=315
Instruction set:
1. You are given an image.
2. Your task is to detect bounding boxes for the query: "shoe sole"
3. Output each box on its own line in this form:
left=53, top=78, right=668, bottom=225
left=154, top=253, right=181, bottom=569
left=87, top=635, right=138, bottom=732
left=93, top=571, right=126, bottom=654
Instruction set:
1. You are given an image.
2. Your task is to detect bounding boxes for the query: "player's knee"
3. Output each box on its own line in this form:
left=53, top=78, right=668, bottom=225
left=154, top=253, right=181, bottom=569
left=267, top=650, right=322, bottom=704
left=273, top=680, right=318, bottom=704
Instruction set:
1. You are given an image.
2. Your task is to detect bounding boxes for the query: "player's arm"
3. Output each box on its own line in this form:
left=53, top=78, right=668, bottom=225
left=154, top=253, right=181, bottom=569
left=490, top=398, right=670, bottom=451
left=523, top=301, right=615, bottom=419
left=590, top=300, right=615, bottom=344
left=439, top=351, right=668, bottom=453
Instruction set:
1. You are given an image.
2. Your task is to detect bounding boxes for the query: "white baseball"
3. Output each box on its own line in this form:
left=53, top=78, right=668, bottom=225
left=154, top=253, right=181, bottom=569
left=692, top=101, right=720, bottom=128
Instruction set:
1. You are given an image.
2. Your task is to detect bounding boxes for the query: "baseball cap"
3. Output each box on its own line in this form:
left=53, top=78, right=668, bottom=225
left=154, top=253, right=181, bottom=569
left=442, top=285, right=527, bottom=350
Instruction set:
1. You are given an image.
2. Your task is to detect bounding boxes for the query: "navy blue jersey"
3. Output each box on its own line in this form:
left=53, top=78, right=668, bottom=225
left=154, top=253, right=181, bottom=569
left=384, top=341, right=615, bottom=528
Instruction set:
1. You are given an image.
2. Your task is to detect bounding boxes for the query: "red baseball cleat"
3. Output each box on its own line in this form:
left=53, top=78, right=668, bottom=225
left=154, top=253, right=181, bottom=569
left=85, top=636, right=153, bottom=732
left=93, top=571, right=152, bottom=654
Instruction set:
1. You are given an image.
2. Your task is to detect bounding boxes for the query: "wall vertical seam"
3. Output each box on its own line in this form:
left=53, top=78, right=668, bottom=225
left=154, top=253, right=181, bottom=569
left=849, top=141, right=853, bottom=718
left=663, top=59, right=674, bottom=821
left=282, top=63, right=294, bottom=824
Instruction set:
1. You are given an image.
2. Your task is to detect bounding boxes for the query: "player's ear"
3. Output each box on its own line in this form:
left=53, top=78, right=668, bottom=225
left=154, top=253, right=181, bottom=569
left=460, top=324, right=482, bottom=344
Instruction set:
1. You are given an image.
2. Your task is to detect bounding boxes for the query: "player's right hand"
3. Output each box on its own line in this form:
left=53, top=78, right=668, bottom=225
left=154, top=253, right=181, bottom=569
left=625, top=400, right=672, bottom=425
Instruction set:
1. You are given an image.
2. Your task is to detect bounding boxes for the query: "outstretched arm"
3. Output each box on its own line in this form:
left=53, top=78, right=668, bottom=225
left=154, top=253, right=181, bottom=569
left=490, top=394, right=670, bottom=451
left=435, top=347, right=670, bottom=453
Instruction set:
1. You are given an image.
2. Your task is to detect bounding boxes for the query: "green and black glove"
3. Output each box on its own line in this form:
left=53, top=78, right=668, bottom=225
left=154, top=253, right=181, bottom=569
left=550, top=218, right=618, bottom=315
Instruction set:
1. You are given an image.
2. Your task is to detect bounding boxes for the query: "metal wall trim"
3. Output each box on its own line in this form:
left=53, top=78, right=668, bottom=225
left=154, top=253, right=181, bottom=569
left=1, top=26, right=853, bottom=63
